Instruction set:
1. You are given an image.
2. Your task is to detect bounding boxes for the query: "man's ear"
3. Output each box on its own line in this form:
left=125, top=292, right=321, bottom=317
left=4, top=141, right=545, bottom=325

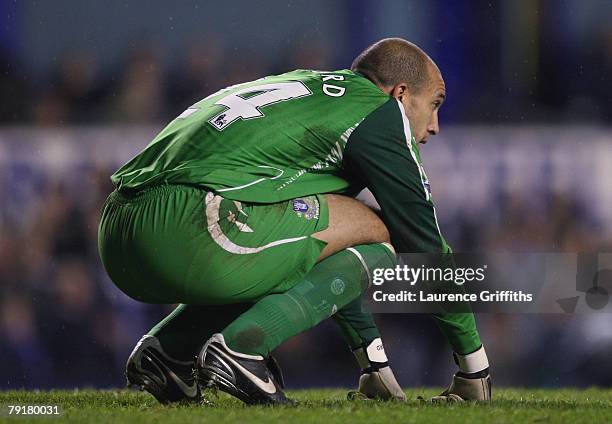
left=389, top=83, right=409, bottom=100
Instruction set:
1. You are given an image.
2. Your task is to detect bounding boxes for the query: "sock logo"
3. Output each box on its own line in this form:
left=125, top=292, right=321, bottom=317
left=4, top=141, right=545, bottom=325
left=331, top=278, right=345, bottom=295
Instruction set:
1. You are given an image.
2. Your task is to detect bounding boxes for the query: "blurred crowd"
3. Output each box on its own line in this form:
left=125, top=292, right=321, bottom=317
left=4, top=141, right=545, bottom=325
left=0, top=21, right=611, bottom=126
left=0, top=165, right=146, bottom=388
left=0, top=39, right=333, bottom=127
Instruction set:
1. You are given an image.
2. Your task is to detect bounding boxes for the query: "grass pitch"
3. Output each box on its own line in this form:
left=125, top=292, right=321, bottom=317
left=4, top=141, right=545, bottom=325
left=1, top=388, right=611, bottom=423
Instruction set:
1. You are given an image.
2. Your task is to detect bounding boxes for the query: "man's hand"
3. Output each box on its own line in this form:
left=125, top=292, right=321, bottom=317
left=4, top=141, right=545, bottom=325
left=427, top=346, right=491, bottom=402
left=347, top=338, right=406, bottom=401
left=431, top=372, right=491, bottom=402
left=354, top=366, right=406, bottom=401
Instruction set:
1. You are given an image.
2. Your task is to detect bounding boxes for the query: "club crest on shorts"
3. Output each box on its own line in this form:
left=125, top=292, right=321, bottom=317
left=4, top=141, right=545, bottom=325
left=292, top=197, right=319, bottom=220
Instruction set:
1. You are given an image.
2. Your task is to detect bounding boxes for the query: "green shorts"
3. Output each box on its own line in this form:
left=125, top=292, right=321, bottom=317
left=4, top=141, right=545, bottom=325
left=98, top=184, right=328, bottom=304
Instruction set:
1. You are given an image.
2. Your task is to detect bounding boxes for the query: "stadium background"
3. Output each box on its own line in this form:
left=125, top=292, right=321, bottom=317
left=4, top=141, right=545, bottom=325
left=1, top=0, right=611, bottom=390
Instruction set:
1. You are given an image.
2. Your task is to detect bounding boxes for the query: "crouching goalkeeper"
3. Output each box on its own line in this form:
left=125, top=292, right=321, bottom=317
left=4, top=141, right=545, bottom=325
left=98, top=37, right=490, bottom=405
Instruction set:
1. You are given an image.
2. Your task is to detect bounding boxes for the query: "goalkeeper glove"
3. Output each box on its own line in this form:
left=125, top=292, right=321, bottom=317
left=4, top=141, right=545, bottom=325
left=348, top=338, right=405, bottom=401
left=431, top=345, right=491, bottom=402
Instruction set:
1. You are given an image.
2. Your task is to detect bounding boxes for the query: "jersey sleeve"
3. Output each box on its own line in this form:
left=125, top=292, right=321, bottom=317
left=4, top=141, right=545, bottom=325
left=345, top=99, right=484, bottom=357
left=343, top=98, right=449, bottom=254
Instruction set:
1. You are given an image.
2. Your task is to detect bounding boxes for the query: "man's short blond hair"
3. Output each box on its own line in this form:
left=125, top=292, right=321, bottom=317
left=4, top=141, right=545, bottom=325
left=351, top=38, right=431, bottom=93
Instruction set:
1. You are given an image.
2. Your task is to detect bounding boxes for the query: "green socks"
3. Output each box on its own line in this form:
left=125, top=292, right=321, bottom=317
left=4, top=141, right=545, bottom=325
left=332, top=294, right=381, bottom=349
left=221, top=243, right=395, bottom=356
left=147, top=303, right=251, bottom=361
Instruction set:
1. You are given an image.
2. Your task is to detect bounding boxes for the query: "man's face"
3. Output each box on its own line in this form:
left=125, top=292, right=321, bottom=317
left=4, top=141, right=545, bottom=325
left=398, top=62, right=446, bottom=146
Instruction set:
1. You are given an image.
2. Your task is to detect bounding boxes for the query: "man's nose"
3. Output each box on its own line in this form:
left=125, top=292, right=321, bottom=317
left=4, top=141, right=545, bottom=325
left=428, top=114, right=439, bottom=135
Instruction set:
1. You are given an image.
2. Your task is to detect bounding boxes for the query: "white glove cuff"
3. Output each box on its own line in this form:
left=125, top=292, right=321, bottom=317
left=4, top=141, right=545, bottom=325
left=366, top=338, right=388, bottom=363
left=353, top=338, right=389, bottom=370
left=456, top=345, right=489, bottom=373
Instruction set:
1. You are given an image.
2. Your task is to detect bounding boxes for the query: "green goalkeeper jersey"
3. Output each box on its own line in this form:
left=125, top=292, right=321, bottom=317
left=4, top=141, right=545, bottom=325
left=112, top=69, right=389, bottom=203
left=112, top=69, right=448, bottom=254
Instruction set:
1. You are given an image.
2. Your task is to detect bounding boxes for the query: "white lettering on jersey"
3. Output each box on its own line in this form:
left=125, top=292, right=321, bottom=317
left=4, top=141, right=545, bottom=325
left=321, top=74, right=346, bottom=97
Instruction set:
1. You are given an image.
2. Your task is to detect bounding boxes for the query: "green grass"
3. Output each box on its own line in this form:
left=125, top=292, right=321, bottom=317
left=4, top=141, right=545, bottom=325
left=1, top=388, right=611, bottom=423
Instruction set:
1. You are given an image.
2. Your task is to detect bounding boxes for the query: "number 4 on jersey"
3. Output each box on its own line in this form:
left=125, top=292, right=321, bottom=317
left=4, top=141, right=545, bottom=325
left=208, top=81, right=312, bottom=131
